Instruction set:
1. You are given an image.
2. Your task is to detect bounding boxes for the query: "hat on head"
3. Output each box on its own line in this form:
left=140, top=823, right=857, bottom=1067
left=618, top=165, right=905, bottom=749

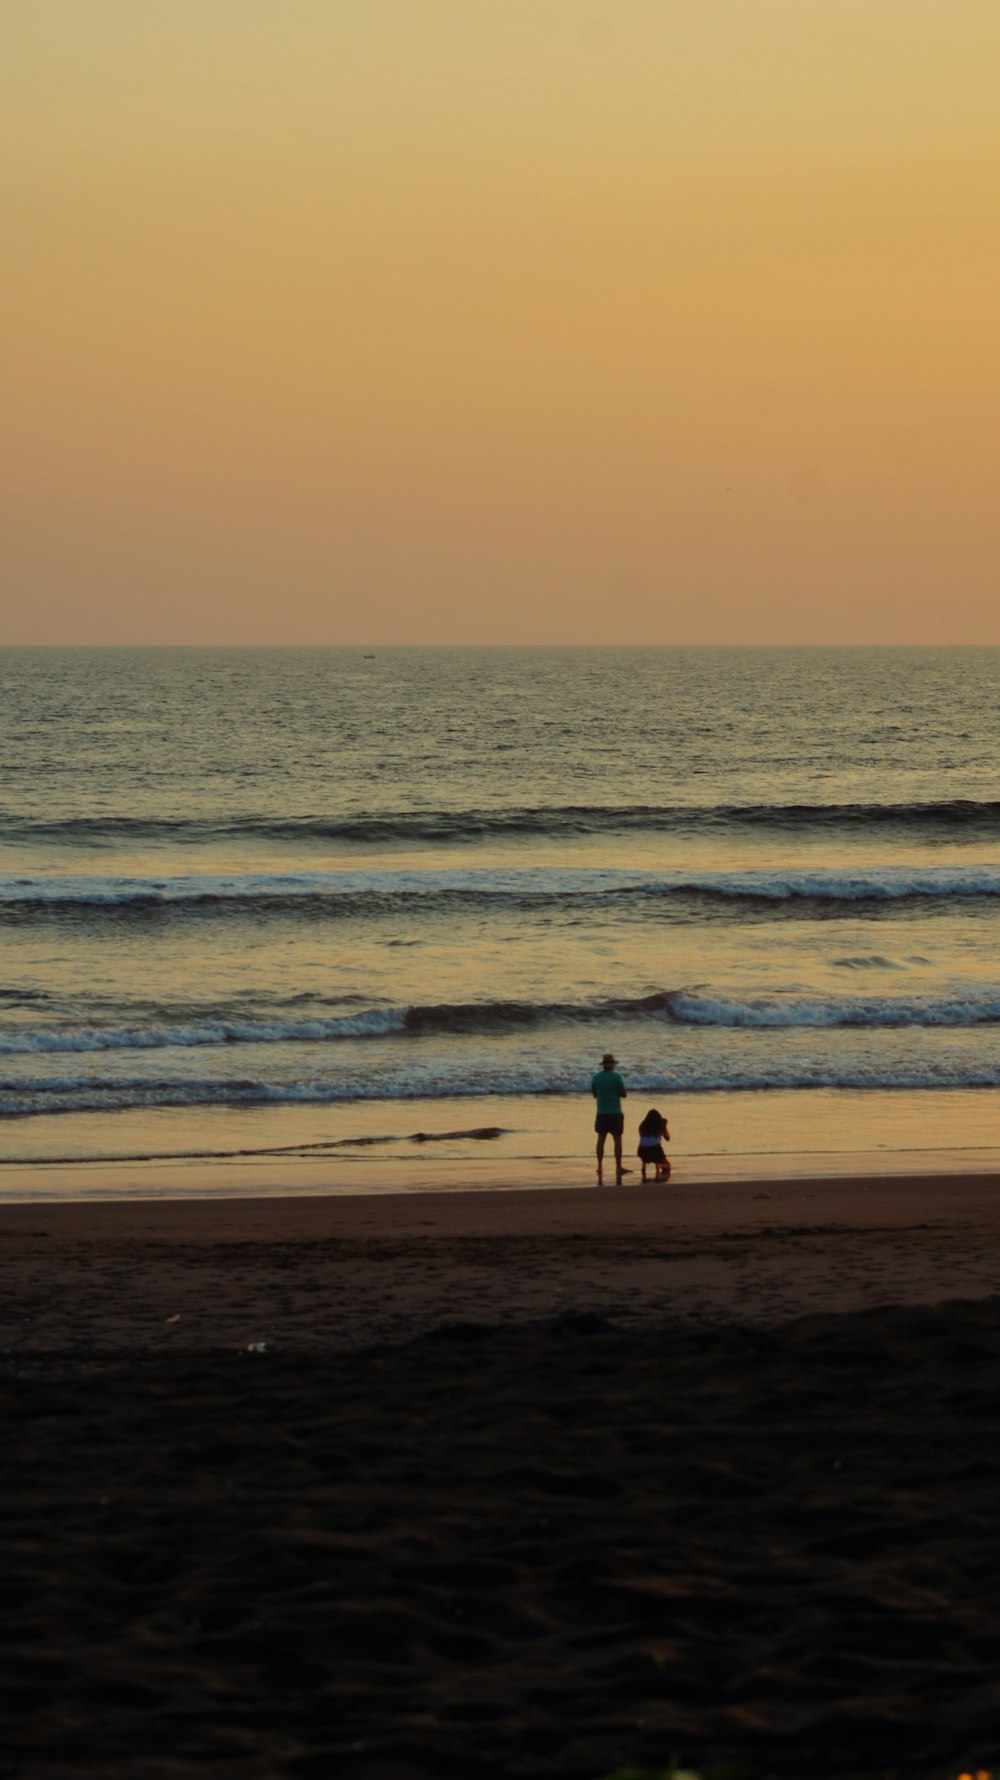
left=601, top=1052, right=616, bottom=1069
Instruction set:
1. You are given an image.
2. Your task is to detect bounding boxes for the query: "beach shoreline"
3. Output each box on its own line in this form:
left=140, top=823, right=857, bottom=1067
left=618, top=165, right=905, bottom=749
left=4, top=1129, right=1000, bottom=1208
left=6, top=1080, right=1000, bottom=1218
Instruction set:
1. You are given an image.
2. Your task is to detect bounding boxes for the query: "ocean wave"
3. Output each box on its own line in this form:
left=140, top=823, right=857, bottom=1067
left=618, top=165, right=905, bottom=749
left=6, top=984, right=1000, bottom=1056
left=0, top=1007, right=409, bottom=1055
left=6, top=863, right=1000, bottom=921
left=5, top=1051, right=1000, bottom=1118
left=0, top=993, right=667, bottom=1055
left=5, top=797, right=1000, bottom=846
left=667, top=988, right=1000, bottom=1029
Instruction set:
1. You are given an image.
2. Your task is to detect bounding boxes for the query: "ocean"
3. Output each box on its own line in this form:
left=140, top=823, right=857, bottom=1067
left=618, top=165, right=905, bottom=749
left=3, top=644, right=1000, bottom=1198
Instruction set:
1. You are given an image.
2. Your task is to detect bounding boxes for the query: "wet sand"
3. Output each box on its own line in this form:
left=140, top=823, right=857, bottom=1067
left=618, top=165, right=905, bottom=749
left=4, top=1172, right=1000, bottom=1778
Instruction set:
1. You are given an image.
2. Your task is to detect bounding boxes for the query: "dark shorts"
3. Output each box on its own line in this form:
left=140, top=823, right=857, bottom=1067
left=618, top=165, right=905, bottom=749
left=595, top=1113, right=624, bottom=1136
left=638, top=1142, right=666, bottom=1164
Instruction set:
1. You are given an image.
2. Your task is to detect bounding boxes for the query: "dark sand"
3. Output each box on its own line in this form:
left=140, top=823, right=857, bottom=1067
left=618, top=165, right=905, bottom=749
left=4, top=1174, right=1000, bottom=1779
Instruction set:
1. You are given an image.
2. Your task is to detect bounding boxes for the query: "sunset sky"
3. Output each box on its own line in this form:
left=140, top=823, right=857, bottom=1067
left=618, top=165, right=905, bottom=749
left=4, top=1, right=999, bottom=644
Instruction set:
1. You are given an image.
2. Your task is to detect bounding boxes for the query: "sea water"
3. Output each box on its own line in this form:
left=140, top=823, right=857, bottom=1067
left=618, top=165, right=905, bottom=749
left=2, top=645, right=1000, bottom=1196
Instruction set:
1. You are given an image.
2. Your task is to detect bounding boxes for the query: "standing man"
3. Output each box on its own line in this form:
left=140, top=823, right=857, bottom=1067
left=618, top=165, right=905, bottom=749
left=591, top=1051, right=628, bottom=1184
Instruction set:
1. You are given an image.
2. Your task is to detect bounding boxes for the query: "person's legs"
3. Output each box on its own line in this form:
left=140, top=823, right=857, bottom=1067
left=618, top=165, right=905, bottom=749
left=596, top=1115, right=627, bottom=1183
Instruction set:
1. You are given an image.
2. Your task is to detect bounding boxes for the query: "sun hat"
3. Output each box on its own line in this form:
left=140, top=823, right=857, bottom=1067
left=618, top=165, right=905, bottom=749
left=601, top=1052, right=617, bottom=1069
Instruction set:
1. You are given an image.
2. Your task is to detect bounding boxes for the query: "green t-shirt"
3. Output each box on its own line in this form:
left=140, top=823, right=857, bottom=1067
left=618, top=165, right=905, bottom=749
left=591, top=1069, right=626, bottom=1115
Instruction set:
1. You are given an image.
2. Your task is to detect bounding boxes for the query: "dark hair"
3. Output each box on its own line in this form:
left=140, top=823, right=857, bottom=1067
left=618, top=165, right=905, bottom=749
left=639, top=1107, right=664, bottom=1130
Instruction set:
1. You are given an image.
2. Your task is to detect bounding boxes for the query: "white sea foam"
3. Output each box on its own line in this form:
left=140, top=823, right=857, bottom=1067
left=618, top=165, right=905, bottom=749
left=0, top=1008, right=407, bottom=1055
left=5, top=1040, right=1000, bottom=1118
left=6, top=862, right=1000, bottom=910
left=5, top=984, right=1000, bottom=1057
left=669, top=988, right=1000, bottom=1028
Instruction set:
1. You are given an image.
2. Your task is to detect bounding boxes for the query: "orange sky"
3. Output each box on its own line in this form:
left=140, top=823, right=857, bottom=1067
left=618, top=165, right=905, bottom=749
left=3, top=1, right=999, bottom=643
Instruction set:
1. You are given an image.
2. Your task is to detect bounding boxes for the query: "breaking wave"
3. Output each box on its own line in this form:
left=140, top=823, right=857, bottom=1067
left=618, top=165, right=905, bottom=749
left=5, top=1050, right=1000, bottom=1118
left=6, top=863, right=1000, bottom=922
left=5, top=985, right=1000, bottom=1058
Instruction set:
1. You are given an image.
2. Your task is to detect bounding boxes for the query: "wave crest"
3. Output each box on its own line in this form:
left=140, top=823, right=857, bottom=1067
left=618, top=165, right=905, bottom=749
left=5, top=862, right=1000, bottom=922
left=5, top=1050, right=1000, bottom=1119
left=5, top=984, right=1000, bottom=1058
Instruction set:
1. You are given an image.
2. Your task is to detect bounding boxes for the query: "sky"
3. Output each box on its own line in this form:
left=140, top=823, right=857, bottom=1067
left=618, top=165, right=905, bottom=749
left=3, top=1, right=999, bottom=645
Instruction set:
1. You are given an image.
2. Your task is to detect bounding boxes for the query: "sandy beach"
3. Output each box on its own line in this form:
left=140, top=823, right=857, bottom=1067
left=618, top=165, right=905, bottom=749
left=5, top=1170, right=1000, bottom=1779
left=4, top=1169, right=1000, bottom=1351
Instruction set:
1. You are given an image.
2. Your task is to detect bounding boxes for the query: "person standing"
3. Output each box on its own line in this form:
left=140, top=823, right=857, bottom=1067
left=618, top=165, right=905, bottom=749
left=591, top=1051, right=628, bottom=1184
